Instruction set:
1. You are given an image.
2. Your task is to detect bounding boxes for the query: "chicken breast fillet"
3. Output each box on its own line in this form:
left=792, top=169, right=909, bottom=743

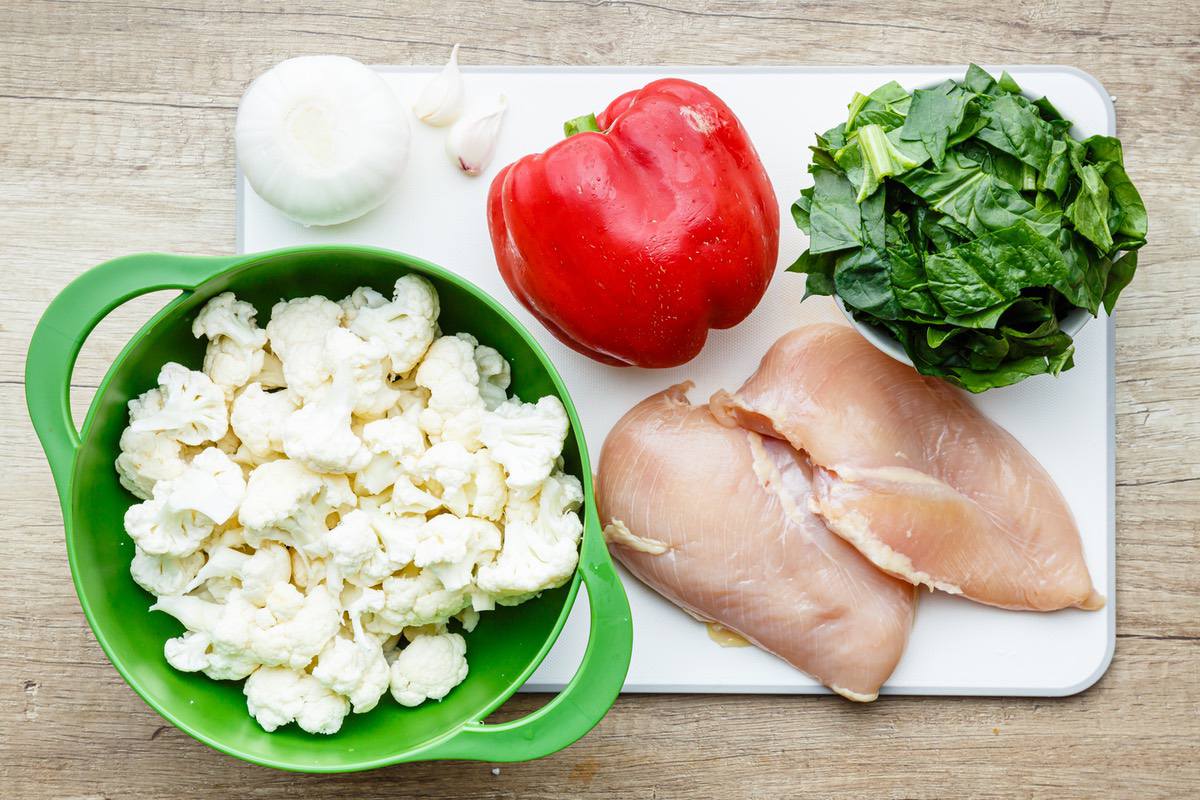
left=713, top=323, right=1103, bottom=612
left=598, top=383, right=916, bottom=701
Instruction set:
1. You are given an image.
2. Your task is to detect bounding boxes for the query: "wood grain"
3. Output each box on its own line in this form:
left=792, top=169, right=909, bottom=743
left=2, top=1, right=1198, bottom=797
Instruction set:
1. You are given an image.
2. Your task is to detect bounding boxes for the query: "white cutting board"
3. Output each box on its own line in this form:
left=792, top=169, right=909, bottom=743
left=238, top=65, right=1116, bottom=696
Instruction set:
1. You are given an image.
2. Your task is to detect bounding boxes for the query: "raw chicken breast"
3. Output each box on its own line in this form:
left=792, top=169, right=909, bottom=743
left=597, top=383, right=916, bottom=701
left=714, top=324, right=1103, bottom=612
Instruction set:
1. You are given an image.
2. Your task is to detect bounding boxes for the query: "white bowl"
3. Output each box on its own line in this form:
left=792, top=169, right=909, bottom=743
left=836, top=296, right=1092, bottom=368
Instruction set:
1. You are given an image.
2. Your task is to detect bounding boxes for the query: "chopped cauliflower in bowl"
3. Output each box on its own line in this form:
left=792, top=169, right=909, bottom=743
left=120, top=275, right=584, bottom=736
left=27, top=246, right=632, bottom=771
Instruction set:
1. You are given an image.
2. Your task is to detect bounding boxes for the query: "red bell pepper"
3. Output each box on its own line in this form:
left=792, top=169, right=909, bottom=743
left=487, top=78, right=780, bottom=368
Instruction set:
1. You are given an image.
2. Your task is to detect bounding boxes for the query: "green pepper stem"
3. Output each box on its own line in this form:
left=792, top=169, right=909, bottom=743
left=563, top=113, right=601, bottom=137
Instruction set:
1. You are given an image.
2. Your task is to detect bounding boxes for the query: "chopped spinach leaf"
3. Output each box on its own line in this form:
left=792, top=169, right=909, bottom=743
left=790, top=64, right=1147, bottom=391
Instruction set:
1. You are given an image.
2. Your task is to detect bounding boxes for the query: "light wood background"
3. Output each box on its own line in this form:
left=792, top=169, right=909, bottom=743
left=2, top=1, right=1197, bottom=798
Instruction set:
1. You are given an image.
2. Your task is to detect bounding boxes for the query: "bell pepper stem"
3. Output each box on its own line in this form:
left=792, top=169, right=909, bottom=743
left=563, top=113, right=601, bottom=137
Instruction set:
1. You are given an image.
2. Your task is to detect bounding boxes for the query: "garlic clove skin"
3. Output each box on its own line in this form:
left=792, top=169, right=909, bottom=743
left=446, top=94, right=508, bottom=177
left=236, top=55, right=410, bottom=227
left=413, top=44, right=465, bottom=127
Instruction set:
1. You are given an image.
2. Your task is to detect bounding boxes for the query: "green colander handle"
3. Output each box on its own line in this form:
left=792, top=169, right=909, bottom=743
left=423, top=506, right=633, bottom=762
left=25, top=252, right=242, bottom=503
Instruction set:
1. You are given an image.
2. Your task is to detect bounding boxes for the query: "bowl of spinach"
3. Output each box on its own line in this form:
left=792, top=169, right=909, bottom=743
left=790, top=65, right=1146, bottom=392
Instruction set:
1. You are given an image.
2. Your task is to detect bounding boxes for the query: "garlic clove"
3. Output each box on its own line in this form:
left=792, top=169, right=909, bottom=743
left=446, top=94, right=508, bottom=177
left=413, top=44, right=465, bottom=127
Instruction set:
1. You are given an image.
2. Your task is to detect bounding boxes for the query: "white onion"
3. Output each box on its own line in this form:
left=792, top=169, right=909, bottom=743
left=236, top=55, right=410, bottom=227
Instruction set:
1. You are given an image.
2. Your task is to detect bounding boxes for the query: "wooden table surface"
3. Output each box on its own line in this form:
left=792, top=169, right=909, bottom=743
left=3, top=1, right=1198, bottom=797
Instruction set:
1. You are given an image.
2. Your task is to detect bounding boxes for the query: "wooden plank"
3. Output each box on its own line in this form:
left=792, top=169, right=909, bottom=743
left=3, top=1, right=1198, bottom=797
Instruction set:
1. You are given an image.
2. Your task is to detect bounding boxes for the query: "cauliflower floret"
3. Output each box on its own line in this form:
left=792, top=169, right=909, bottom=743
left=381, top=475, right=444, bottom=517
left=413, top=333, right=511, bottom=445
left=265, top=296, right=344, bottom=401
left=129, top=547, right=204, bottom=596
left=124, top=448, right=245, bottom=558
left=164, top=447, right=246, bottom=526
left=289, top=552, right=334, bottom=593
left=413, top=514, right=501, bottom=592
left=239, top=460, right=356, bottom=557
left=468, top=450, right=507, bottom=521
left=162, top=630, right=223, bottom=673
left=415, top=335, right=484, bottom=443
left=343, top=584, right=386, bottom=634
left=322, top=327, right=400, bottom=419
left=203, top=524, right=248, bottom=552
left=151, top=591, right=263, bottom=680
left=416, top=441, right=477, bottom=517
left=411, top=442, right=507, bottom=520
left=244, top=666, right=349, bottom=735
left=153, top=584, right=341, bottom=673
left=193, top=292, right=268, bottom=349
left=327, top=511, right=389, bottom=582
left=211, top=426, right=242, bottom=459
left=326, top=508, right=418, bottom=588
left=252, top=350, right=287, bottom=389
left=439, top=409, right=485, bottom=452
left=115, top=426, right=189, bottom=500
left=252, top=584, right=343, bottom=670
left=477, top=471, right=583, bottom=604
left=338, top=285, right=388, bottom=324
left=230, top=383, right=297, bottom=461
left=128, top=363, right=228, bottom=446
left=390, top=375, right=430, bottom=417
left=356, top=414, right=427, bottom=496
left=193, top=292, right=268, bottom=396
left=479, top=396, right=570, bottom=498
left=312, top=629, right=390, bottom=714
left=196, top=577, right=238, bottom=603
left=474, top=342, right=511, bottom=411
left=349, top=274, right=439, bottom=376
left=183, top=542, right=291, bottom=606
left=456, top=607, right=481, bottom=633
left=282, top=368, right=370, bottom=474
left=363, top=569, right=471, bottom=637
left=203, top=337, right=266, bottom=397
left=389, top=632, right=468, bottom=707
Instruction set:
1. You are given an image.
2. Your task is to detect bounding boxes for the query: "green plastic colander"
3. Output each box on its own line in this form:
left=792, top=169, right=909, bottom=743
left=25, top=245, right=633, bottom=771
